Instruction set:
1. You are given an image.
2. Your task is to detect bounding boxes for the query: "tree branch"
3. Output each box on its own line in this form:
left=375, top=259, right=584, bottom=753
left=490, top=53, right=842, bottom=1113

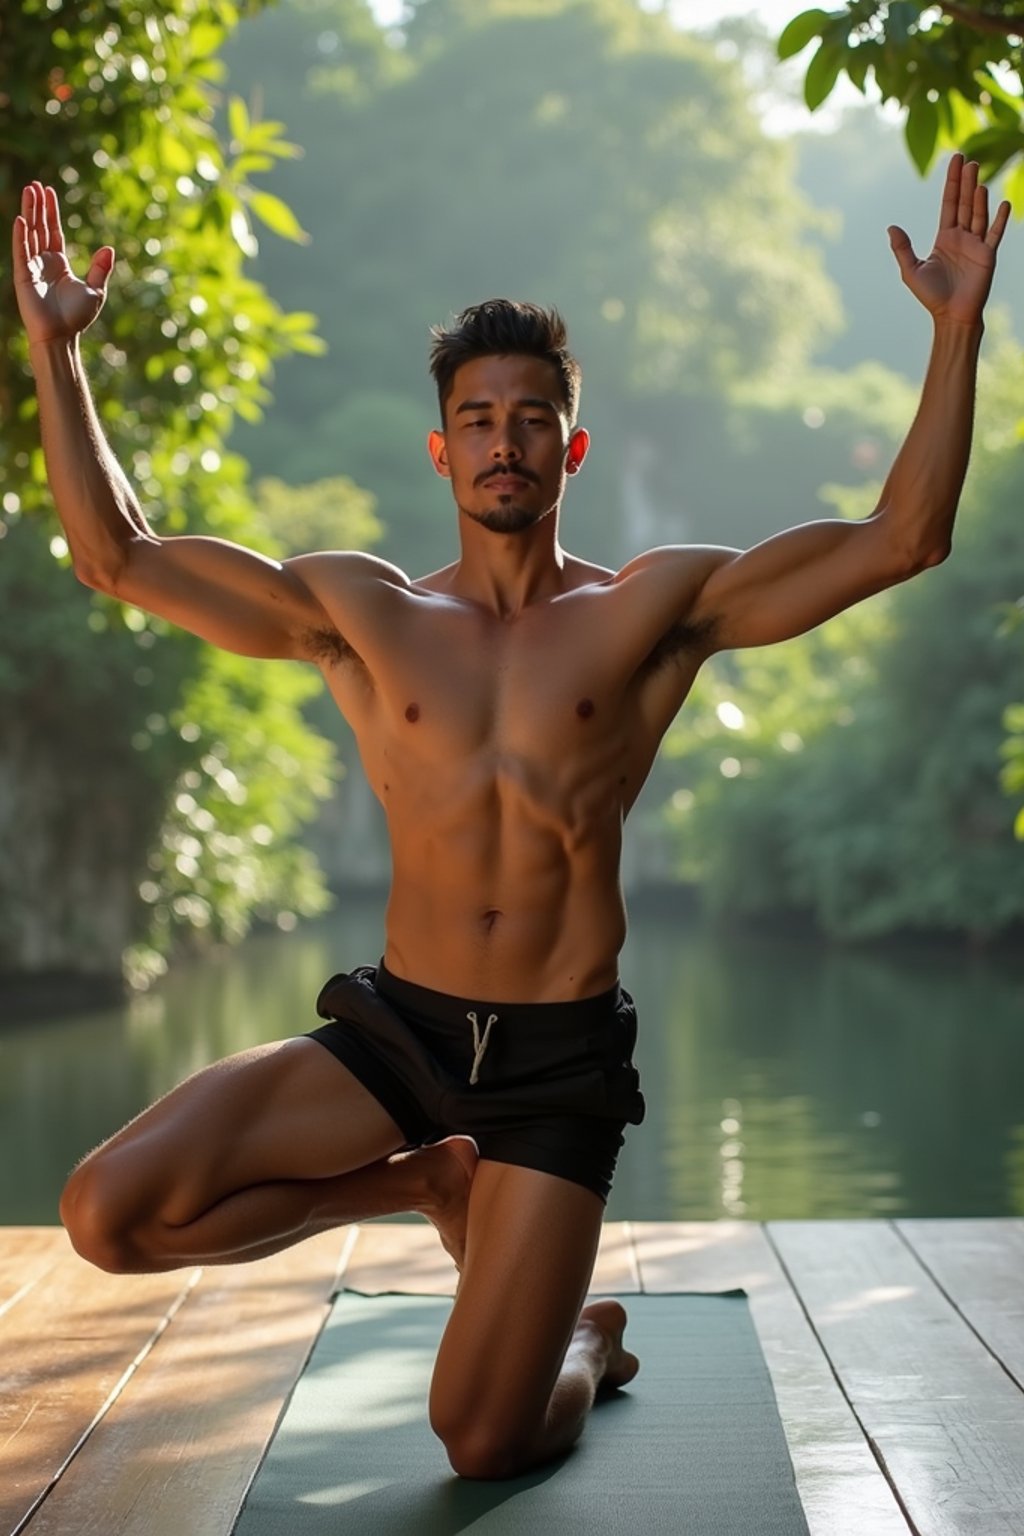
left=938, top=3, right=1024, bottom=40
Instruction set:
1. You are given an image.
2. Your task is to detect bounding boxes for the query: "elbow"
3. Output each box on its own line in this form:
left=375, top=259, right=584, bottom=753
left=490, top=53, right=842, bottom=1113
left=916, top=541, right=952, bottom=571
left=75, top=562, right=117, bottom=592
left=894, top=540, right=951, bottom=578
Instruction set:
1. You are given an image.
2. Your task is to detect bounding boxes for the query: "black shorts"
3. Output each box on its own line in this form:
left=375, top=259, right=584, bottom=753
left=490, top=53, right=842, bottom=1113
left=304, top=960, right=646, bottom=1203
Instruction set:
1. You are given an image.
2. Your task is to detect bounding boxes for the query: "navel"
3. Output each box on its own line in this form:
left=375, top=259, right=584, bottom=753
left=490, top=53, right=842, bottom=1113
left=576, top=697, right=595, bottom=720
left=405, top=702, right=420, bottom=723
left=480, top=908, right=503, bottom=934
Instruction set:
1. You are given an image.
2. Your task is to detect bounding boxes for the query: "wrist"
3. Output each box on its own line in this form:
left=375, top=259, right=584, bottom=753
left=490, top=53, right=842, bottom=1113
left=931, top=313, right=985, bottom=336
left=27, top=333, right=81, bottom=379
left=28, top=333, right=81, bottom=358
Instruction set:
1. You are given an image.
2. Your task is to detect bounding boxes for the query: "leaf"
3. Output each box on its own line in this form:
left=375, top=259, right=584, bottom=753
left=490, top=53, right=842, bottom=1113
left=230, top=206, right=259, bottom=258
left=886, top=2, right=917, bottom=46
left=247, top=191, right=310, bottom=244
left=906, top=95, right=939, bottom=175
left=228, top=95, right=250, bottom=145
left=232, top=153, right=274, bottom=176
left=845, top=43, right=874, bottom=94
left=276, top=310, right=320, bottom=332
left=777, top=8, right=831, bottom=61
left=287, top=333, right=328, bottom=355
left=804, top=39, right=845, bottom=112
left=1004, top=156, right=1024, bottom=218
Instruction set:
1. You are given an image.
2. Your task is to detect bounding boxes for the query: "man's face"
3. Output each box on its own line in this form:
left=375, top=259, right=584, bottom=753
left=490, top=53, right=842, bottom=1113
left=428, top=354, right=589, bottom=534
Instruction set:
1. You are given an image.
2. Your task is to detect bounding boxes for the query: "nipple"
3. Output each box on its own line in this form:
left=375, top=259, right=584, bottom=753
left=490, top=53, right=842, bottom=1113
left=576, top=698, right=595, bottom=720
left=405, top=703, right=420, bottom=723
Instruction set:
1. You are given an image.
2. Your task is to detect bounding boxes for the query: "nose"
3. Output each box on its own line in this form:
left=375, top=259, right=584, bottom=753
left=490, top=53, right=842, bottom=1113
left=489, top=421, right=524, bottom=462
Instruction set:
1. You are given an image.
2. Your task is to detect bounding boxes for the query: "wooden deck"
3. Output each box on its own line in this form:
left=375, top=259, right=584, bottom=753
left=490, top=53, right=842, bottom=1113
left=2, top=1219, right=1023, bottom=1535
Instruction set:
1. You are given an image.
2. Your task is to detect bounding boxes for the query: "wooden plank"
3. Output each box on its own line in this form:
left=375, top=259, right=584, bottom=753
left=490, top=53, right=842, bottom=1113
left=631, top=1219, right=912, bottom=1536
left=897, top=1219, right=1024, bottom=1389
left=23, top=1228, right=349, bottom=1536
left=0, top=1228, right=69, bottom=1319
left=771, top=1219, right=1024, bottom=1536
left=338, top=1216, right=461, bottom=1294
left=0, top=1250, right=197, bottom=1535
left=338, top=1214, right=641, bottom=1295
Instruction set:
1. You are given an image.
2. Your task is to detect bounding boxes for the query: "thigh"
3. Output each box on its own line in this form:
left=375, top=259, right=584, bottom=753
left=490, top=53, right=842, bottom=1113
left=76, top=1038, right=409, bottom=1227
left=428, top=1158, right=605, bottom=1466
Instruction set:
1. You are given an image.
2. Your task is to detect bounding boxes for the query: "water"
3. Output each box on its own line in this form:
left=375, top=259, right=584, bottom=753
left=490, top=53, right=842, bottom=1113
left=2, top=895, right=1022, bottom=1225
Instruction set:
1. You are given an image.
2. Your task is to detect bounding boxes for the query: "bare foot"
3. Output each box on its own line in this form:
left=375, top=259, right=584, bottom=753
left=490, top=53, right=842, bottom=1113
left=392, top=1135, right=478, bottom=1272
left=577, top=1298, right=640, bottom=1390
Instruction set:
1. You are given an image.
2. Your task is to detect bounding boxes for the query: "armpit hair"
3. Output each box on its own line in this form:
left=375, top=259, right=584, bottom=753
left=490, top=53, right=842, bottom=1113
left=303, top=625, right=364, bottom=669
left=638, top=614, right=718, bottom=676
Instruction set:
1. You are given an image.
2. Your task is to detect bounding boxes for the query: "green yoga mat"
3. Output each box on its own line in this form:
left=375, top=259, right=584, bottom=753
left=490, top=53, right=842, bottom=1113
left=235, top=1288, right=811, bottom=1535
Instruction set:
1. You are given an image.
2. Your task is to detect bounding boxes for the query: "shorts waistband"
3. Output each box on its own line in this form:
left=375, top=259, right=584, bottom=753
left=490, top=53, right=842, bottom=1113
left=374, top=958, right=623, bottom=1033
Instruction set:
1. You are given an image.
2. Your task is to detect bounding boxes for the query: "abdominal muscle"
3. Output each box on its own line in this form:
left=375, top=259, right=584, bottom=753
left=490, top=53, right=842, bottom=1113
left=377, top=773, right=628, bottom=1003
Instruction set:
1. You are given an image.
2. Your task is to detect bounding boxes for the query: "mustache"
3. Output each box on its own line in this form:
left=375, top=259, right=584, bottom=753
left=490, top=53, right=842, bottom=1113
left=477, top=467, right=537, bottom=486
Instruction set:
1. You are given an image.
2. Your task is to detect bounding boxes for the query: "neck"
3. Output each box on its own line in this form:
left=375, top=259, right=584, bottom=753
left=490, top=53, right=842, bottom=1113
left=450, top=505, right=568, bottom=616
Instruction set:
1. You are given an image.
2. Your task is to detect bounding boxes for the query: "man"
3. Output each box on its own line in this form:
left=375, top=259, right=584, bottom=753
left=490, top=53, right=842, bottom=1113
left=13, top=156, right=1009, bottom=1481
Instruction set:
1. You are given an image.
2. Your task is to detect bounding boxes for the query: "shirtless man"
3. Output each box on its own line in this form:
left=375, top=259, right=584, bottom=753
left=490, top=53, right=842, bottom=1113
left=13, top=157, right=1009, bottom=1481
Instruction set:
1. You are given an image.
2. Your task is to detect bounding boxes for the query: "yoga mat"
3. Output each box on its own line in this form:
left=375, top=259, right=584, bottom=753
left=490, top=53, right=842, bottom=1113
left=235, top=1288, right=811, bottom=1535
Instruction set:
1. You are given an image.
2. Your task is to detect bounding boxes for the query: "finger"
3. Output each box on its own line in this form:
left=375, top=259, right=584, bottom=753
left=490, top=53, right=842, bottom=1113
left=11, top=213, right=31, bottom=276
left=971, top=181, right=988, bottom=239
left=33, top=179, right=50, bottom=253
left=986, top=198, right=1012, bottom=250
left=86, top=247, right=115, bottom=288
left=24, top=184, right=39, bottom=260
left=888, top=224, right=919, bottom=276
left=44, top=184, right=65, bottom=253
left=938, top=152, right=962, bottom=232
left=959, top=159, right=978, bottom=229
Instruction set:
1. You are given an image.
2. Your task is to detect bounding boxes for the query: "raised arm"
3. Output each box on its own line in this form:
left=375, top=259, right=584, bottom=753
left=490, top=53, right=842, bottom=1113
left=663, top=155, right=1011, bottom=654
left=13, top=181, right=351, bottom=662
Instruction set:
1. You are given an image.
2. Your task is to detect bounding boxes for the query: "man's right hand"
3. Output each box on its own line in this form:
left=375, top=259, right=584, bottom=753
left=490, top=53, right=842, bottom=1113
left=13, top=181, right=115, bottom=346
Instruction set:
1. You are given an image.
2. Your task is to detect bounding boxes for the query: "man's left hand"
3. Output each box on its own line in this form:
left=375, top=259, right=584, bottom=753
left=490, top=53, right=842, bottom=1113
left=887, top=153, right=1011, bottom=327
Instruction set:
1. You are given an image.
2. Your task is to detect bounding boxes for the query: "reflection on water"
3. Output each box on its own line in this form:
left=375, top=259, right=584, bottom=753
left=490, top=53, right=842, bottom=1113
left=2, top=896, right=1023, bottom=1225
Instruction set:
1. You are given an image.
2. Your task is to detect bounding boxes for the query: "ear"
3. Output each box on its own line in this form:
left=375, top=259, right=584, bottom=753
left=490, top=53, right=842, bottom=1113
left=427, top=428, right=450, bottom=479
left=565, top=427, right=590, bottom=476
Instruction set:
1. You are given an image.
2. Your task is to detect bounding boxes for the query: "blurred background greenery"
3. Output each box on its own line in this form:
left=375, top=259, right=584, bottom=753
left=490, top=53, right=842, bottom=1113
left=1, top=0, right=1022, bottom=1218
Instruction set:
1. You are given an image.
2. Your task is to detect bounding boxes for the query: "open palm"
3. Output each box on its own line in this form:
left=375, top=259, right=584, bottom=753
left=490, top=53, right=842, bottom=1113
left=888, top=154, right=1011, bottom=326
left=13, top=182, right=114, bottom=345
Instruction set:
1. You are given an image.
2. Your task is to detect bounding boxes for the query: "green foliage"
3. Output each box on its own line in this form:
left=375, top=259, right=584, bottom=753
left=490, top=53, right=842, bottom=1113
left=0, top=0, right=373, bottom=981
left=778, top=2, right=1024, bottom=187
left=661, top=325, right=1024, bottom=939
left=221, top=0, right=842, bottom=571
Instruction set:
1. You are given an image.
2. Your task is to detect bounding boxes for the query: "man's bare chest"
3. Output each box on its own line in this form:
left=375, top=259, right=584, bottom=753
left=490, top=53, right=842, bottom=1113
left=326, top=596, right=627, bottom=749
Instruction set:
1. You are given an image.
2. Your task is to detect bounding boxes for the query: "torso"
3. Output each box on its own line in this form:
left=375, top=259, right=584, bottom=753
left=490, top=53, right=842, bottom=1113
left=301, top=547, right=721, bottom=1001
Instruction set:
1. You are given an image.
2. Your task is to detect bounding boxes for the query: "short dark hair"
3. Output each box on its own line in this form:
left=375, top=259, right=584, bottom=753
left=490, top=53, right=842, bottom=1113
left=429, top=299, right=581, bottom=427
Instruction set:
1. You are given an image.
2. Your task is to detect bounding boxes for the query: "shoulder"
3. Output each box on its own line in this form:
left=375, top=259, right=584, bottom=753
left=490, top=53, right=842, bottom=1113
left=611, top=543, right=742, bottom=656
left=282, top=550, right=415, bottom=669
left=614, top=543, right=738, bottom=590
left=286, top=549, right=413, bottom=595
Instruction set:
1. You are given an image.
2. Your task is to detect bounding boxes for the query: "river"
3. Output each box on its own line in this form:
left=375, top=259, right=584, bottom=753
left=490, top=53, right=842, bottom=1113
left=2, top=895, right=1022, bottom=1226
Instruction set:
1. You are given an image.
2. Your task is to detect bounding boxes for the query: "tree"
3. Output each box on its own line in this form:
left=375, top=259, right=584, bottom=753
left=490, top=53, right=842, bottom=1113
left=658, top=322, right=1024, bottom=940
left=221, top=0, right=843, bottom=574
left=778, top=3, right=1024, bottom=846
left=0, top=0, right=371, bottom=996
left=777, top=3, right=1024, bottom=192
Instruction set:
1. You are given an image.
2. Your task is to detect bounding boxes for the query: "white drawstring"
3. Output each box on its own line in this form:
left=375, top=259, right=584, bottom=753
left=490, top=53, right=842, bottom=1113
left=466, top=1010, right=498, bottom=1084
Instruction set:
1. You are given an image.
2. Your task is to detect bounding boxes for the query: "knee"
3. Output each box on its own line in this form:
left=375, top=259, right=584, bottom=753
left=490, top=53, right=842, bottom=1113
left=431, top=1412, right=524, bottom=1481
left=59, top=1156, right=154, bottom=1274
left=444, top=1434, right=520, bottom=1482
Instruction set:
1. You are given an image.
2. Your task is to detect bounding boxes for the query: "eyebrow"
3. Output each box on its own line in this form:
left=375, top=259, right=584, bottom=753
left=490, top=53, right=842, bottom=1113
left=454, top=397, right=557, bottom=415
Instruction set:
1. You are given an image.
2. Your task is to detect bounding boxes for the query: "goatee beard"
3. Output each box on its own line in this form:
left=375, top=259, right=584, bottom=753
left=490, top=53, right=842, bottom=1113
left=467, top=502, right=547, bottom=534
